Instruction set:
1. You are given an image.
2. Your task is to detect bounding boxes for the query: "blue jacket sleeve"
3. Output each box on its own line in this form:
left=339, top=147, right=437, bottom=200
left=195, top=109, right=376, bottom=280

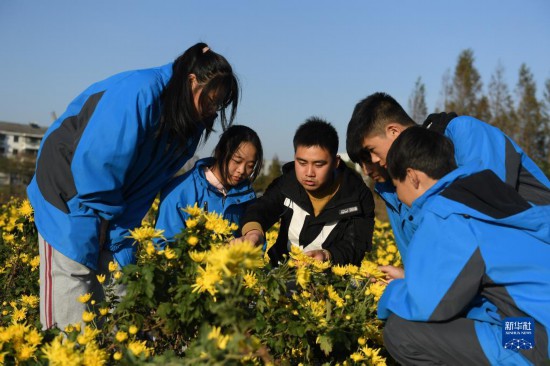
left=375, top=181, right=413, bottom=261
left=445, top=116, right=508, bottom=182
left=71, top=79, right=156, bottom=220
left=378, top=212, right=484, bottom=321
left=155, top=174, right=194, bottom=243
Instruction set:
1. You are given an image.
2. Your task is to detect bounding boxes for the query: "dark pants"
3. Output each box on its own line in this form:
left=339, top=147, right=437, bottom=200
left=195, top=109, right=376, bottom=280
left=383, top=314, right=491, bottom=365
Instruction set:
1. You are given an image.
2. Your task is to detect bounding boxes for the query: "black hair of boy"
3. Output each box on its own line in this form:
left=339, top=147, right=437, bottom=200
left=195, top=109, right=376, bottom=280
left=213, top=125, right=264, bottom=183
left=293, top=117, right=338, bottom=157
left=387, top=126, right=457, bottom=182
left=346, top=92, right=416, bottom=164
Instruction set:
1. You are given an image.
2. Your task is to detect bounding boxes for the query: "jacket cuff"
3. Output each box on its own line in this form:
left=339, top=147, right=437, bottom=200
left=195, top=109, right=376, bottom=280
left=241, top=222, right=264, bottom=236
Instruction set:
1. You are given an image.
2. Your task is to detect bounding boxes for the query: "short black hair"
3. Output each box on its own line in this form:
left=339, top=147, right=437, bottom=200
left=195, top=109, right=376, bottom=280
left=387, top=126, right=457, bottom=182
left=213, top=125, right=263, bottom=183
left=293, top=117, right=338, bottom=157
left=347, top=92, right=416, bottom=164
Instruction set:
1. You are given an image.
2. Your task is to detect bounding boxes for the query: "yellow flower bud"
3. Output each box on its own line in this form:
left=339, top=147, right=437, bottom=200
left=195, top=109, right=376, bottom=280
left=187, top=236, right=199, bottom=246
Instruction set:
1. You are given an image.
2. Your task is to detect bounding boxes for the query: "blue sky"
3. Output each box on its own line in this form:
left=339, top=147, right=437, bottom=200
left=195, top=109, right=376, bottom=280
left=1, top=1, right=549, bottom=161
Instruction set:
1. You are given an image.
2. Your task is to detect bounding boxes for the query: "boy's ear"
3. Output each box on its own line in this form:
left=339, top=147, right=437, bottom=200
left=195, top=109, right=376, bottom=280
left=385, top=123, right=405, bottom=140
left=406, top=168, right=420, bottom=189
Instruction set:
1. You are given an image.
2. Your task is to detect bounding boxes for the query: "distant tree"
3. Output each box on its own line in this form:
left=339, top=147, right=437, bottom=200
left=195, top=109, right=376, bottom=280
left=252, top=155, right=283, bottom=193
left=445, top=49, right=490, bottom=120
left=488, top=62, right=518, bottom=139
left=515, top=63, right=545, bottom=164
left=540, top=77, right=550, bottom=174
left=436, top=69, right=452, bottom=112
left=408, top=77, right=428, bottom=124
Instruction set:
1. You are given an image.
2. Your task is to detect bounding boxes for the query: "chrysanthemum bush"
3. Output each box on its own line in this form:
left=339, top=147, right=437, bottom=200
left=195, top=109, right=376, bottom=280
left=0, top=198, right=401, bottom=365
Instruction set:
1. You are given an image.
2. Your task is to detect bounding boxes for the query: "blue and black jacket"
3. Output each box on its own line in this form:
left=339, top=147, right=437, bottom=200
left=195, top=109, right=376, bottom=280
left=155, top=157, right=256, bottom=242
left=27, top=63, right=203, bottom=269
left=377, top=114, right=550, bottom=259
left=378, top=164, right=550, bottom=365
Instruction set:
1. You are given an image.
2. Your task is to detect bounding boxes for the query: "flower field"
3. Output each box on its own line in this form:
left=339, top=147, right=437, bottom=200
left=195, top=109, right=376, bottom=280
left=0, top=197, right=401, bottom=365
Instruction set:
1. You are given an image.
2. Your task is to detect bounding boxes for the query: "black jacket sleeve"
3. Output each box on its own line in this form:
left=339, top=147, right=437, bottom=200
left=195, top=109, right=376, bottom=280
left=326, top=185, right=375, bottom=266
left=240, top=175, right=287, bottom=233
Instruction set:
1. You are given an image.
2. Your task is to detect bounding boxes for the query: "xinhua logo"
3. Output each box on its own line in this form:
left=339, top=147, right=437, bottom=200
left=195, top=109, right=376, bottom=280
left=502, top=317, right=535, bottom=351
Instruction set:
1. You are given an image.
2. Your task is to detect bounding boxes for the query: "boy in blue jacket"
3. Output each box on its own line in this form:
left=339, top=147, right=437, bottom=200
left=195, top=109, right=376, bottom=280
left=379, top=126, right=550, bottom=365
left=346, top=92, right=550, bottom=262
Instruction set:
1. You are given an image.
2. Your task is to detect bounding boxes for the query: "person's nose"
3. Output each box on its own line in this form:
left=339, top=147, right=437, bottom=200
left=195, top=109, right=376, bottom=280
left=370, top=153, right=381, bottom=164
left=306, top=165, right=315, bottom=177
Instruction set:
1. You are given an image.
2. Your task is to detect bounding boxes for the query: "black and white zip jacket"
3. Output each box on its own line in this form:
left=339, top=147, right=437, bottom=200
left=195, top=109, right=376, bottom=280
left=242, top=162, right=375, bottom=266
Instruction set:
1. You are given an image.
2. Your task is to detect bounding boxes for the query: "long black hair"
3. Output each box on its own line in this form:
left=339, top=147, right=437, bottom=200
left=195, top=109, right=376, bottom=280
left=213, top=125, right=263, bottom=184
left=160, top=42, right=240, bottom=149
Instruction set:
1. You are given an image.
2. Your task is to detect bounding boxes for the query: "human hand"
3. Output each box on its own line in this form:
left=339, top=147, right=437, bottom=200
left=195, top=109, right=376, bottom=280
left=378, top=265, right=404, bottom=283
left=229, top=229, right=264, bottom=246
left=304, top=249, right=331, bottom=262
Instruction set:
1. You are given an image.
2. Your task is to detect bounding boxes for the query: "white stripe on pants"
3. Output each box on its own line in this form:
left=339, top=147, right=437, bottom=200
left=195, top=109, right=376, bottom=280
left=38, top=234, right=125, bottom=330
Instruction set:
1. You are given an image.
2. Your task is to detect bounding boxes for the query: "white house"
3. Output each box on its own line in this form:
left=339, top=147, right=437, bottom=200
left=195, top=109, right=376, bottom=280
left=0, top=121, right=48, bottom=158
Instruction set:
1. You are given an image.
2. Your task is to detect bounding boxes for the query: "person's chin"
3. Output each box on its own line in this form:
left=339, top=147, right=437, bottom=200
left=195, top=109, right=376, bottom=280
left=301, top=183, right=319, bottom=192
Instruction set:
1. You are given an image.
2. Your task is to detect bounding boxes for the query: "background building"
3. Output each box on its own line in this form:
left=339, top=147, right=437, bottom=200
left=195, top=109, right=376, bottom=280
left=0, top=121, right=47, bottom=158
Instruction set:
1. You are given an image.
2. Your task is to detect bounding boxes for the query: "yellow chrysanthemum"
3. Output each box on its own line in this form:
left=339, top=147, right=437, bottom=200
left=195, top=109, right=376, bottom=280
left=386, top=244, right=397, bottom=254
left=344, top=264, right=359, bottom=276
left=16, top=344, right=37, bottom=362
left=113, top=351, right=123, bottom=361
left=99, top=308, right=109, bottom=316
left=108, top=261, right=118, bottom=272
left=164, top=247, right=177, bottom=260
left=296, top=267, right=310, bottom=289
left=331, top=265, right=347, bottom=276
left=12, top=306, right=27, bottom=322
left=326, top=285, right=344, bottom=307
left=207, top=326, right=231, bottom=350
left=361, top=345, right=387, bottom=365
left=82, top=342, right=109, bottom=366
left=29, top=256, right=40, bottom=271
left=127, top=226, right=165, bottom=244
left=113, top=271, right=123, bottom=280
left=24, top=328, right=43, bottom=346
left=365, top=282, right=386, bottom=302
left=144, top=242, right=156, bottom=257
left=77, top=326, right=100, bottom=345
left=96, top=274, right=106, bottom=284
left=243, top=271, right=258, bottom=289
left=188, top=250, right=207, bottom=263
left=191, top=265, right=222, bottom=296
left=41, top=334, right=82, bottom=366
left=78, top=293, right=92, bottom=303
left=206, top=240, right=264, bottom=276
left=185, top=218, right=198, bottom=229
left=82, top=311, right=95, bottom=323
left=128, top=325, right=138, bottom=335
left=359, top=259, right=386, bottom=280
left=350, top=352, right=366, bottom=362
left=183, top=203, right=202, bottom=217
left=18, top=199, right=34, bottom=218
left=127, top=340, right=152, bottom=357
left=20, top=294, right=39, bottom=308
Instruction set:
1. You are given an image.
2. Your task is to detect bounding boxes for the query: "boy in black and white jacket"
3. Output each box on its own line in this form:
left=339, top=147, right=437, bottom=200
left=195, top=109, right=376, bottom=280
left=235, top=117, right=375, bottom=266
